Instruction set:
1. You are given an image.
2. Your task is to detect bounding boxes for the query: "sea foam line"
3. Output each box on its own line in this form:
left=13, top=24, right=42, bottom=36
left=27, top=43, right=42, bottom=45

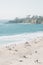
left=0, top=31, right=43, bottom=45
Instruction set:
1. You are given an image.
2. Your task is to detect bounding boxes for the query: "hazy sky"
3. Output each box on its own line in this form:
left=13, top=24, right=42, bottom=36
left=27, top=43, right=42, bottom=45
left=0, top=0, right=43, bottom=19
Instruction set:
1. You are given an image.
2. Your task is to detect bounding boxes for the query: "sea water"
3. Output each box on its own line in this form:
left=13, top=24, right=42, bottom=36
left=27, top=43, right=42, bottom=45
left=0, top=23, right=43, bottom=45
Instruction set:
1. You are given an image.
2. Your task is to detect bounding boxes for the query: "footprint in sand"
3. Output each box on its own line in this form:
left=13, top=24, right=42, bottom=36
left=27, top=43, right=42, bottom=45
left=19, top=60, right=23, bottom=62
left=24, top=42, right=31, bottom=47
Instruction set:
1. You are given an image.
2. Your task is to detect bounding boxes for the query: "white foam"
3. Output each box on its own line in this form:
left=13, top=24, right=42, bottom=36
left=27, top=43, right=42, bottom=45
left=0, top=31, right=43, bottom=45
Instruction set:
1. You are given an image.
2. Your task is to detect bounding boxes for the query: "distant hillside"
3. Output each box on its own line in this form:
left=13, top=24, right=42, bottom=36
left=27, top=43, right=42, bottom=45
left=7, top=15, right=43, bottom=24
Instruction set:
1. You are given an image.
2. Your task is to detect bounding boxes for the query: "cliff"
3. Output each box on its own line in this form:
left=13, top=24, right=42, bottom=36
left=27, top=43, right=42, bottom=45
left=7, top=15, right=43, bottom=24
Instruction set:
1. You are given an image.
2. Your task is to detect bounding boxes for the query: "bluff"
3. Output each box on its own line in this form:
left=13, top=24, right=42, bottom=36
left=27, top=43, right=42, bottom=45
left=7, top=15, right=43, bottom=24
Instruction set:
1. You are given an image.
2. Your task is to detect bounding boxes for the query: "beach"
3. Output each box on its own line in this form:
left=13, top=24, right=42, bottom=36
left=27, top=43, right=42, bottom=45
left=0, top=23, right=43, bottom=65
left=0, top=35, right=43, bottom=65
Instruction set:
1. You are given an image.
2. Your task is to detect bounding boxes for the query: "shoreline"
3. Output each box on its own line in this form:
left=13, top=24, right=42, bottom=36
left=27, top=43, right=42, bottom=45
left=0, top=35, right=43, bottom=65
left=0, top=31, right=43, bottom=46
left=0, top=36, right=43, bottom=47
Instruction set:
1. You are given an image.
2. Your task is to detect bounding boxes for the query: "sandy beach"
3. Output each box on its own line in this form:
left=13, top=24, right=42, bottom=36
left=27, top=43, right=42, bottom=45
left=0, top=36, right=43, bottom=65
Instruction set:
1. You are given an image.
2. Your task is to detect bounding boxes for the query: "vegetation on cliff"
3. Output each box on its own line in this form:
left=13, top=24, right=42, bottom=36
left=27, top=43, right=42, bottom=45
left=8, top=15, right=43, bottom=24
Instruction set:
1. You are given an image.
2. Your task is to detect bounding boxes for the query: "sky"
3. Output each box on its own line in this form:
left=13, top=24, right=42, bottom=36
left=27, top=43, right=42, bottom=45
left=0, top=0, right=43, bottom=19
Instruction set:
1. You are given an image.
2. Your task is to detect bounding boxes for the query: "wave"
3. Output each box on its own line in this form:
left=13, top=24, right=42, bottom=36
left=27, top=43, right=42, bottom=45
left=0, top=31, right=43, bottom=45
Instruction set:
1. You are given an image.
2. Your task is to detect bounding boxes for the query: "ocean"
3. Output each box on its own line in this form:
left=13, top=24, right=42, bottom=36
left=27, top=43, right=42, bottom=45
left=0, top=23, right=43, bottom=45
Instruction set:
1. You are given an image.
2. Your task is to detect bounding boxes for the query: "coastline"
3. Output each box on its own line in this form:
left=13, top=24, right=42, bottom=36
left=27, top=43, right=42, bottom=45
left=0, top=31, right=43, bottom=65
left=0, top=31, right=43, bottom=46
left=0, top=34, right=43, bottom=65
